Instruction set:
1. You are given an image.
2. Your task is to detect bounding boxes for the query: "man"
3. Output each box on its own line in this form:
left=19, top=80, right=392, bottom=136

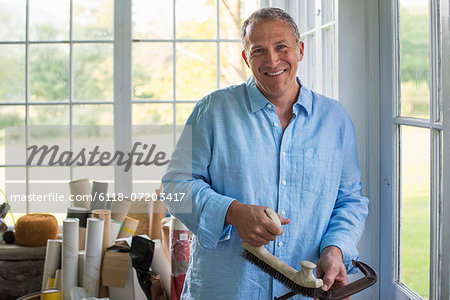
left=162, top=7, right=368, bottom=300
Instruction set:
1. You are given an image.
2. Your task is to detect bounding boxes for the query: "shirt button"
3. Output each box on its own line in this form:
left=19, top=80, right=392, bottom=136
left=266, top=104, right=272, bottom=109
left=282, top=151, right=286, bottom=156
left=282, top=180, right=286, bottom=185
left=278, top=242, right=283, bottom=247
left=273, top=122, right=279, bottom=127
left=281, top=210, right=286, bottom=216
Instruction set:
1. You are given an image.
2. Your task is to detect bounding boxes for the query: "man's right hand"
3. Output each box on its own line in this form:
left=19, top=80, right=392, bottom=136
left=225, top=200, right=290, bottom=247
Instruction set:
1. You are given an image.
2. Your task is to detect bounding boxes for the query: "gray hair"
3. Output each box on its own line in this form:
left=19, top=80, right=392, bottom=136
left=241, top=7, right=301, bottom=50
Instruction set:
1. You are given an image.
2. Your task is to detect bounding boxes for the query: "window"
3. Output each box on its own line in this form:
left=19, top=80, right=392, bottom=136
left=295, top=0, right=338, bottom=98
left=380, top=0, right=449, bottom=299
left=0, top=0, right=260, bottom=224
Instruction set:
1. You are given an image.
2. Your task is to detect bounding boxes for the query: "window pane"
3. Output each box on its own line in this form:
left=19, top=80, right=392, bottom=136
left=73, top=104, right=113, bottom=125
left=176, top=43, right=216, bottom=100
left=176, top=0, right=216, bottom=39
left=132, top=103, right=173, bottom=125
left=74, top=43, right=113, bottom=101
left=297, top=0, right=307, bottom=33
left=176, top=103, right=196, bottom=126
left=29, top=105, right=69, bottom=125
left=220, top=42, right=250, bottom=88
left=2, top=167, right=27, bottom=223
left=399, top=0, right=430, bottom=118
left=0, top=45, right=25, bottom=103
left=307, top=1, right=315, bottom=31
left=29, top=44, right=69, bottom=102
left=29, top=0, right=70, bottom=41
left=133, top=43, right=173, bottom=100
left=321, top=0, right=334, bottom=24
left=133, top=0, right=173, bottom=40
left=0, top=106, right=25, bottom=165
left=400, top=125, right=430, bottom=298
left=0, top=0, right=26, bottom=41
left=73, top=0, right=113, bottom=40
left=322, top=26, right=334, bottom=98
left=219, top=0, right=259, bottom=40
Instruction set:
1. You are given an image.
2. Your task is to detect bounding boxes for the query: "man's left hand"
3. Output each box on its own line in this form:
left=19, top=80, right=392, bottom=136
left=315, top=246, right=350, bottom=300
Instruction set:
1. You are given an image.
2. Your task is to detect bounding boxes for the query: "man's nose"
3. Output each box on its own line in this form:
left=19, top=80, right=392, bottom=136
left=265, top=50, right=279, bottom=67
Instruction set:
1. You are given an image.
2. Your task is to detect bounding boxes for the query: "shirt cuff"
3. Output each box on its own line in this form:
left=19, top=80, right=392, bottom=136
left=197, top=195, right=235, bottom=249
left=320, top=234, right=359, bottom=274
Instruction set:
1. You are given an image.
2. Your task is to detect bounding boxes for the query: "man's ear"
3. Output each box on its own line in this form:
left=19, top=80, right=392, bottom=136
left=297, top=41, right=305, bottom=62
left=242, top=50, right=250, bottom=68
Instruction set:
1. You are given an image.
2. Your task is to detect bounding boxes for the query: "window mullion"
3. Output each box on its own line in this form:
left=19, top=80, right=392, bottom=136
left=315, top=0, right=323, bottom=93
left=114, top=0, right=132, bottom=196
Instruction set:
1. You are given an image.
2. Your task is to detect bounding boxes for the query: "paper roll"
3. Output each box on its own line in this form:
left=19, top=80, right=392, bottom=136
left=70, top=287, right=88, bottom=300
left=41, top=239, right=62, bottom=290
left=148, top=196, right=167, bottom=240
left=41, top=289, right=61, bottom=300
left=79, top=227, right=86, bottom=251
left=83, top=218, right=104, bottom=297
left=117, top=216, right=139, bottom=238
left=161, top=217, right=171, bottom=260
left=110, top=198, right=132, bottom=223
left=62, top=218, right=79, bottom=300
left=92, top=209, right=112, bottom=249
left=69, top=179, right=91, bottom=209
left=67, top=206, right=89, bottom=228
left=91, top=181, right=108, bottom=211
left=110, top=219, right=121, bottom=242
left=152, top=239, right=171, bottom=298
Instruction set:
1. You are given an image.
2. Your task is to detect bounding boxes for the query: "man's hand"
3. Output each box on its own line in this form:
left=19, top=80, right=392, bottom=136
left=225, top=200, right=290, bottom=247
left=315, top=246, right=350, bottom=300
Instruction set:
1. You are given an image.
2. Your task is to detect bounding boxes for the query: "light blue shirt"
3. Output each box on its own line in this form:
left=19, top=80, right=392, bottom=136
left=162, top=76, right=369, bottom=300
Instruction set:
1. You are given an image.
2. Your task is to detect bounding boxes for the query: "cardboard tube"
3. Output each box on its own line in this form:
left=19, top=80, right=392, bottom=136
left=117, top=216, right=139, bottom=238
left=149, top=196, right=167, bottom=240
left=62, top=218, right=79, bottom=300
left=92, top=209, right=112, bottom=249
left=69, top=179, right=91, bottom=209
left=41, top=289, right=61, bottom=300
left=83, top=218, right=104, bottom=297
left=67, top=206, right=89, bottom=228
left=91, top=181, right=108, bottom=211
left=110, top=197, right=132, bottom=223
left=161, top=217, right=171, bottom=260
left=110, top=219, right=121, bottom=242
left=152, top=239, right=171, bottom=298
left=42, top=239, right=62, bottom=290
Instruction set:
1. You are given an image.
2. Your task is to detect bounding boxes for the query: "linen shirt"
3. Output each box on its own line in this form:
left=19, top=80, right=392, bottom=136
left=162, top=76, right=369, bottom=300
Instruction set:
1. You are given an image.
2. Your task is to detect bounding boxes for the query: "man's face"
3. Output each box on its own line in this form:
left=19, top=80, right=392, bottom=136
left=242, top=19, right=304, bottom=101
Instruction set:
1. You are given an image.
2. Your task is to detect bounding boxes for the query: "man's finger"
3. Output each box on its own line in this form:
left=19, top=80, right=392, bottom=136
left=321, top=268, right=339, bottom=291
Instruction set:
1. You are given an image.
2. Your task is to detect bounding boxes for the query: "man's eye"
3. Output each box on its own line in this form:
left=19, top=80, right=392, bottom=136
left=253, top=49, right=263, bottom=54
left=277, top=45, right=287, bottom=49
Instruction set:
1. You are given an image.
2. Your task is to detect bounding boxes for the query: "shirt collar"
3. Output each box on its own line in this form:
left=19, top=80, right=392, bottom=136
left=245, top=76, right=312, bottom=116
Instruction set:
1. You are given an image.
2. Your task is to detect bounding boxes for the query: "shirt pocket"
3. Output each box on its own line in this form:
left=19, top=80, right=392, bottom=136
left=302, top=148, right=340, bottom=196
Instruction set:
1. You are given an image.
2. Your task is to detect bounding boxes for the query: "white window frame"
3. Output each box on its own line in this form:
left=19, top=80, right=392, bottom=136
left=379, top=0, right=450, bottom=299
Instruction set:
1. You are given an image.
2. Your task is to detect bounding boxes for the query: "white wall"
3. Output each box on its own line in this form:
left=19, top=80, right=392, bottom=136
left=338, top=0, right=380, bottom=299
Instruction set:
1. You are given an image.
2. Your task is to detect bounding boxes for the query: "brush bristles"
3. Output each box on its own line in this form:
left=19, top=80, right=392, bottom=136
left=242, top=249, right=318, bottom=298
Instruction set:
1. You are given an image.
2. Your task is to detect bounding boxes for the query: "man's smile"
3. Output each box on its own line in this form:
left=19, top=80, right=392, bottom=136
left=264, top=69, right=286, bottom=76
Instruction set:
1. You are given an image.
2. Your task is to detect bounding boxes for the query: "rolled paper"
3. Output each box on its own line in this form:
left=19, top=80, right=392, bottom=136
left=83, top=218, right=104, bottom=297
left=69, top=179, right=91, bottom=209
left=92, top=209, right=112, bottom=249
left=148, top=196, right=167, bottom=240
left=117, top=216, right=139, bottom=238
left=110, top=198, right=132, bottom=223
left=41, top=239, right=62, bottom=290
left=79, top=227, right=86, bottom=251
left=78, top=250, right=85, bottom=287
left=152, top=239, right=171, bottom=298
left=110, top=219, right=121, bottom=242
left=62, top=218, right=79, bottom=300
left=67, top=206, right=89, bottom=228
left=70, top=287, right=88, bottom=300
left=90, top=181, right=108, bottom=211
left=41, top=289, right=61, bottom=300
left=161, top=217, right=171, bottom=260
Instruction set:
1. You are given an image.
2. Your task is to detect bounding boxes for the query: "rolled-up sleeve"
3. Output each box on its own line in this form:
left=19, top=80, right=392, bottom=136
left=162, top=97, right=235, bottom=250
left=319, top=114, right=369, bottom=274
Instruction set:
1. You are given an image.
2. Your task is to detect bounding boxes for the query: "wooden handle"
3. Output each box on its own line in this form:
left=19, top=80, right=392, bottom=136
left=265, top=207, right=281, bottom=226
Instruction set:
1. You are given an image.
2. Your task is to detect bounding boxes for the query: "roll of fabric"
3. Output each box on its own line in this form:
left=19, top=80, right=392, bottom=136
left=69, top=178, right=91, bottom=209
left=152, top=239, right=171, bottom=298
left=170, top=218, right=191, bottom=300
left=41, top=239, right=62, bottom=290
left=117, top=216, right=139, bottom=238
left=110, top=198, right=132, bottom=223
left=90, top=181, right=108, bottom=211
left=62, top=218, right=79, bottom=300
left=83, top=218, right=104, bottom=297
left=15, top=214, right=58, bottom=247
left=41, top=289, right=61, bottom=300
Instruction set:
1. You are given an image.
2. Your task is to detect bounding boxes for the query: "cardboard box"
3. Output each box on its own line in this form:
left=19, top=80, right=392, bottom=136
left=102, top=251, right=146, bottom=300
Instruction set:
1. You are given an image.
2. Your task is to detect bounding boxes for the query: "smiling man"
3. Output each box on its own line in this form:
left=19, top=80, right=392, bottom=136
left=162, top=7, right=368, bottom=300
